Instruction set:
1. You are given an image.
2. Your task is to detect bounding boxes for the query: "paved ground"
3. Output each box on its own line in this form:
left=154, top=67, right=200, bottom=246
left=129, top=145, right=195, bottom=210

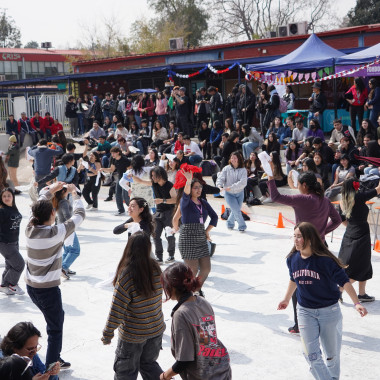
left=1, top=154, right=380, bottom=380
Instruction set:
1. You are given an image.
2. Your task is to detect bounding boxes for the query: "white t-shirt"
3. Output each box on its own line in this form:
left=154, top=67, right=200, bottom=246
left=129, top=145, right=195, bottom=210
left=184, top=141, right=203, bottom=158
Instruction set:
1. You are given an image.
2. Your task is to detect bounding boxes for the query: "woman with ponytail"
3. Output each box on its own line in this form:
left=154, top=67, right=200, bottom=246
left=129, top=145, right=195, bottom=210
left=268, top=169, right=341, bottom=334
left=160, top=262, right=232, bottom=380
left=338, top=177, right=380, bottom=303
left=102, top=232, right=164, bottom=380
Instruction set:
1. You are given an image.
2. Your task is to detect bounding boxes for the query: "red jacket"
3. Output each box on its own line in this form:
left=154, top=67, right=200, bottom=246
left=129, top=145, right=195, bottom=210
left=174, top=140, right=184, bottom=153
left=43, top=116, right=54, bottom=131
left=51, top=123, right=63, bottom=136
left=346, top=86, right=368, bottom=106
left=30, top=116, right=46, bottom=132
left=138, top=98, right=155, bottom=117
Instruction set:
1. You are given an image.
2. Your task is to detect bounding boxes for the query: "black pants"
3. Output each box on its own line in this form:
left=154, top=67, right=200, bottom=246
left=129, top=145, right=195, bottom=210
left=177, top=115, right=193, bottom=138
left=245, top=177, right=258, bottom=200
left=350, top=105, right=364, bottom=133
left=153, top=210, right=175, bottom=260
left=259, top=177, right=287, bottom=197
left=83, top=176, right=101, bottom=208
left=207, top=141, right=219, bottom=158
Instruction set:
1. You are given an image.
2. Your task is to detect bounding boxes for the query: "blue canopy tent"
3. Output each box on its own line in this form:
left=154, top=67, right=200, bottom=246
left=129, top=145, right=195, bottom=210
left=336, top=43, right=380, bottom=65
left=246, top=33, right=345, bottom=72
left=129, top=88, right=157, bottom=95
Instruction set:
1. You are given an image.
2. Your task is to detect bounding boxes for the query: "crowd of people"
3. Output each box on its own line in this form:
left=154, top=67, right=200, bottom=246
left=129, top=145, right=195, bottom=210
left=0, top=76, right=379, bottom=380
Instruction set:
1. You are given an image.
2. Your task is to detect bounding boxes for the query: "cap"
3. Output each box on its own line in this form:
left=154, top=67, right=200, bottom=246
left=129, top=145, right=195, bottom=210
left=312, top=82, right=321, bottom=89
left=179, top=87, right=186, bottom=92
left=9, top=135, right=17, bottom=143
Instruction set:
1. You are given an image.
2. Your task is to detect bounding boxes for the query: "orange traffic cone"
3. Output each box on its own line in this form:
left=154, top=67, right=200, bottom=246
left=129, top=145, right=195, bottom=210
left=374, top=240, right=380, bottom=252
left=276, top=212, right=285, bottom=228
left=221, top=205, right=226, bottom=215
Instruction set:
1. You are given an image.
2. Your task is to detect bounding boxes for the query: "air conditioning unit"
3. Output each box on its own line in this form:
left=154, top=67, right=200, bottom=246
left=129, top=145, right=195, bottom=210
left=169, top=38, right=184, bottom=50
left=277, top=26, right=288, bottom=37
left=41, top=42, right=52, bottom=49
left=288, top=21, right=308, bottom=36
left=265, top=31, right=277, bottom=38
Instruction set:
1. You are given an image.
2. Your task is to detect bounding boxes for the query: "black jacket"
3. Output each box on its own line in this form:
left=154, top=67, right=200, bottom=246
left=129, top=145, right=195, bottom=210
left=65, top=101, right=78, bottom=118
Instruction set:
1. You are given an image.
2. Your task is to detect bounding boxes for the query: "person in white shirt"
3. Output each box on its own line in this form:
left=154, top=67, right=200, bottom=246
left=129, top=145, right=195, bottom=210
left=292, top=118, right=309, bottom=145
left=183, top=135, right=203, bottom=165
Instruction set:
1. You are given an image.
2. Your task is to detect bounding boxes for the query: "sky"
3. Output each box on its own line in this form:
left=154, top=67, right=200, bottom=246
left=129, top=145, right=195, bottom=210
left=1, top=0, right=357, bottom=49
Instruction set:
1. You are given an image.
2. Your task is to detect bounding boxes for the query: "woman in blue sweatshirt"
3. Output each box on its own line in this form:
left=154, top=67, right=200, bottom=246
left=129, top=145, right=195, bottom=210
left=278, top=222, right=367, bottom=380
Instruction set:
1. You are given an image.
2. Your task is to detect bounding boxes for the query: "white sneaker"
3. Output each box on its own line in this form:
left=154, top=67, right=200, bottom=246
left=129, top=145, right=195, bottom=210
left=89, top=207, right=98, bottom=211
left=0, top=286, right=13, bottom=295
left=259, top=196, right=266, bottom=202
left=86, top=204, right=93, bottom=210
left=262, top=197, right=273, bottom=204
left=8, top=284, right=25, bottom=295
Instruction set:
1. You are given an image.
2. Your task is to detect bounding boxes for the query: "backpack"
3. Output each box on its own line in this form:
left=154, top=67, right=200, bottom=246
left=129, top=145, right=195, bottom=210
left=201, top=160, right=217, bottom=176
left=279, top=97, right=288, bottom=113
left=221, top=207, right=251, bottom=221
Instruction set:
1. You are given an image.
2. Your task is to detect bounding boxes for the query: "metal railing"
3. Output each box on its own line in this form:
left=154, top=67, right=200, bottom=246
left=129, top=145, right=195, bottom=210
left=0, top=96, right=14, bottom=132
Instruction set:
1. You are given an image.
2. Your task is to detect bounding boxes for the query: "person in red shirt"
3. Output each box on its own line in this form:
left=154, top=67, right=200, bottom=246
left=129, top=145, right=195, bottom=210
left=43, top=112, right=54, bottom=141
left=30, top=111, right=45, bottom=141
left=51, top=119, right=63, bottom=136
left=173, top=132, right=184, bottom=153
left=345, top=77, right=368, bottom=132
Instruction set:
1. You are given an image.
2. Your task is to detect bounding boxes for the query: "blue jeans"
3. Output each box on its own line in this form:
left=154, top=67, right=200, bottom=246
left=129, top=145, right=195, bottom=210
left=77, top=113, right=84, bottom=134
left=188, top=155, right=202, bottom=165
left=242, top=141, right=259, bottom=159
left=102, top=154, right=111, bottom=168
left=298, top=303, right=342, bottom=380
left=224, top=191, right=246, bottom=231
left=116, top=180, right=130, bottom=213
left=331, top=163, right=339, bottom=182
left=364, top=167, right=379, bottom=176
left=114, top=334, right=163, bottom=380
left=157, top=114, right=167, bottom=128
left=135, top=115, right=142, bottom=127
left=62, top=233, right=80, bottom=271
left=308, top=111, right=323, bottom=129
left=27, top=286, right=65, bottom=367
left=231, top=108, right=237, bottom=126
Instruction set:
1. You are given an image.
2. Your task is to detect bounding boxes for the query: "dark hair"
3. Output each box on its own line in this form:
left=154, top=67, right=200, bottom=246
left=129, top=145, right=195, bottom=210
left=66, top=142, right=76, bottom=151
left=229, top=150, right=245, bottom=168
left=38, top=138, right=47, bottom=146
left=110, top=146, right=122, bottom=155
left=286, top=139, right=300, bottom=161
left=183, top=135, right=190, bottom=141
left=140, top=118, right=148, bottom=125
left=287, top=222, right=346, bottom=268
left=129, top=197, right=154, bottom=236
left=213, top=120, right=222, bottom=129
left=268, top=84, right=276, bottom=92
left=295, top=117, right=303, bottom=125
left=270, top=151, right=284, bottom=177
left=51, top=187, right=68, bottom=211
left=57, top=130, right=67, bottom=152
left=222, top=132, right=229, bottom=139
left=161, top=262, right=201, bottom=301
left=312, top=137, right=323, bottom=145
left=0, top=188, right=16, bottom=209
left=309, top=118, right=321, bottom=130
left=91, top=151, right=101, bottom=163
left=61, top=153, right=74, bottom=165
left=116, top=122, right=123, bottom=128
left=298, top=171, right=324, bottom=198
left=228, top=131, right=239, bottom=142
left=150, top=166, right=168, bottom=182
left=242, top=124, right=250, bottom=137
left=29, top=200, right=53, bottom=226
left=333, top=118, right=342, bottom=125
left=286, top=85, right=294, bottom=93
left=354, top=77, right=365, bottom=93
left=339, top=153, right=351, bottom=169
left=149, top=148, right=159, bottom=162
left=131, top=154, right=145, bottom=174
left=357, top=118, right=376, bottom=146
left=113, top=231, right=161, bottom=296
left=1, top=322, right=41, bottom=356
left=303, top=158, right=318, bottom=173
left=0, top=355, right=32, bottom=379
left=225, top=118, right=233, bottom=131
left=154, top=120, right=163, bottom=130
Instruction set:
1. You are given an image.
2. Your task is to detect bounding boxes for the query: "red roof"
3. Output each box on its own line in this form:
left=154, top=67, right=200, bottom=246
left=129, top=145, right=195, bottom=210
left=0, top=48, right=83, bottom=56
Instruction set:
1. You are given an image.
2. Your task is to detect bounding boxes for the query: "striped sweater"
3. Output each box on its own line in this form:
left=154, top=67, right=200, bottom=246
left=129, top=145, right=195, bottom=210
left=103, top=270, right=165, bottom=343
left=25, top=188, right=85, bottom=288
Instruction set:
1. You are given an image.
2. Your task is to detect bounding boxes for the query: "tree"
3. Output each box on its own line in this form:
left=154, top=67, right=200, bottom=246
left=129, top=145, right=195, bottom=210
left=346, top=0, right=380, bottom=26
left=0, top=9, right=22, bottom=48
left=212, top=0, right=335, bottom=40
left=148, top=0, right=210, bottom=46
left=24, top=40, right=39, bottom=49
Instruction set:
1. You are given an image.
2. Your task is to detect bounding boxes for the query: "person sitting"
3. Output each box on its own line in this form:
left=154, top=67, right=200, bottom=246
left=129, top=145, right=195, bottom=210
left=152, top=120, right=168, bottom=147
left=332, top=136, right=359, bottom=180
left=307, top=118, right=325, bottom=140
left=176, top=150, right=190, bottom=166
left=50, top=119, right=63, bottom=136
left=312, top=137, right=334, bottom=165
left=263, top=132, right=280, bottom=155
left=328, top=118, right=356, bottom=152
left=30, top=112, right=45, bottom=142
left=285, top=139, right=303, bottom=174
left=183, top=135, right=203, bottom=165
left=207, top=120, right=223, bottom=158
left=357, top=134, right=373, bottom=174
left=96, top=135, right=112, bottom=168
left=18, top=112, right=37, bottom=146
left=265, top=116, right=285, bottom=140
left=198, top=121, right=211, bottom=159
left=313, top=151, right=331, bottom=189
left=292, top=117, right=309, bottom=145
left=325, top=154, right=355, bottom=199
left=241, top=124, right=262, bottom=159
left=159, top=120, right=179, bottom=154
left=356, top=119, right=377, bottom=147
left=280, top=116, right=295, bottom=145
left=288, top=157, right=323, bottom=189
left=244, top=151, right=262, bottom=200
left=114, top=122, right=129, bottom=141
left=145, top=148, right=159, bottom=167
left=89, top=120, right=106, bottom=144
left=43, top=112, right=54, bottom=141
left=214, top=131, right=240, bottom=169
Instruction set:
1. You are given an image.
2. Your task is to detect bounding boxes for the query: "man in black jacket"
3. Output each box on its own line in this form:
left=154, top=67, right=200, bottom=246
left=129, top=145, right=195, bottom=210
left=308, top=82, right=327, bottom=129
left=208, top=86, right=223, bottom=126
left=65, top=96, right=79, bottom=137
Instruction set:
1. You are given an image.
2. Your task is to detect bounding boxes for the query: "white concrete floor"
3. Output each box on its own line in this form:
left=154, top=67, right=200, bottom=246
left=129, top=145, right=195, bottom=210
left=1, top=184, right=380, bottom=380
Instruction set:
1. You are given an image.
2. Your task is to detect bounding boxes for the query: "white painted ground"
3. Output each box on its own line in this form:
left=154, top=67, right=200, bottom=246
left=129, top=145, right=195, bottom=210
left=1, top=187, right=380, bottom=380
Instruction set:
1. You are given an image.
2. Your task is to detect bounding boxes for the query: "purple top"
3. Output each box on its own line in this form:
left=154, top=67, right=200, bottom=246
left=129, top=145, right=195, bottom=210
left=267, top=180, right=341, bottom=241
left=306, top=128, right=325, bottom=140
left=285, top=148, right=303, bottom=164
left=180, top=193, right=218, bottom=227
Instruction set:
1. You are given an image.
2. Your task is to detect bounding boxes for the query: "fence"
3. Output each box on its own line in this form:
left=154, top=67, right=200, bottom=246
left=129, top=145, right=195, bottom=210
left=0, top=94, right=69, bottom=134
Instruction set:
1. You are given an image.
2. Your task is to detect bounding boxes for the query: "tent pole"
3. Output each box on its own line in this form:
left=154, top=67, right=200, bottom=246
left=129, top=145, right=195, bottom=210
left=238, top=66, right=241, bottom=85
left=333, top=59, right=337, bottom=119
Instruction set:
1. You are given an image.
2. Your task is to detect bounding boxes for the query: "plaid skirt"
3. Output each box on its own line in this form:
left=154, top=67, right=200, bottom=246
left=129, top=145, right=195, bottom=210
left=179, top=223, right=209, bottom=260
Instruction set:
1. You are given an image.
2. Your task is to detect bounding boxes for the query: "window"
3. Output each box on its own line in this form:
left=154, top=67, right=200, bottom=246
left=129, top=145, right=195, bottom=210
left=4, top=61, right=11, bottom=73
left=0, top=61, right=4, bottom=74
left=58, top=62, right=64, bottom=73
left=25, top=61, right=32, bottom=73
left=11, top=61, right=18, bottom=73
left=32, top=62, right=38, bottom=73
left=64, top=62, right=70, bottom=73
left=38, top=62, right=45, bottom=73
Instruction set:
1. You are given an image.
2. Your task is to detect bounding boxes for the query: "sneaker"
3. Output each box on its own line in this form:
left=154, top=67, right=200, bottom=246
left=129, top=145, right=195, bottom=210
left=67, top=269, right=76, bottom=275
left=14, top=189, right=22, bottom=195
left=89, top=207, right=98, bottom=211
left=0, top=285, right=14, bottom=295
left=104, top=197, right=113, bottom=202
left=259, top=196, right=266, bottom=202
left=358, top=293, right=375, bottom=302
left=165, top=257, right=175, bottom=264
left=262, top=197, right=273, bottom=204
left=239, top=229, right=246, bottom=233
left=288, top=325, right=299, bottom=334
left=114, top=211, right=126, bottom=216
left=86, top=204, right=93, bottom=210
left=155, top=257, right=163, bottom=265
left=8, top=284, right=25, bottom=295
left=61, top=269, right=70, bottom=280
left=59, top=358, right=71, bottom=370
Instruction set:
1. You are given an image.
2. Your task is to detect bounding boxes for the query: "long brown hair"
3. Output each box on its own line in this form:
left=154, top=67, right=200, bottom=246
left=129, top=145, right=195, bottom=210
left=113, top=231, right=161, bottom=296
left=287, top=222, right=347, bottom=268
left=51, top=188, right=68, bottom=211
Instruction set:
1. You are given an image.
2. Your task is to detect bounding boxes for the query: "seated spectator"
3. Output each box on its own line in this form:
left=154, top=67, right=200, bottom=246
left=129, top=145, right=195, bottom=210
left=96, top=136, right=112, bottom=167
left=285, top=139, right=303, bottom=174
left=259, top=151, right=287, bottom=203
left=307, top=118, right=325, bottom=140
left=281, top=116, right=296, bottom=146
left=43, top=112, right=54, bottom=141
left=283, top=85, right=295, bottom=110
left=357, top=134, right=373, bottom=174
left=244, top=151, right=262, bottom=200
left=198, top=121, right=211, bottom=159
left=114, top=122, right=129, bottom=141
left=0, top=321, right=60, bottom=379
left=313, top=151, right=331, bottom=189
left=312, top=137, right=334, bottom=165
left=89, top=120, right=106, bottom=143
left=30, top=111, right=45, bottom=142
left=136, top=119, right=152, bottom=154
left=6, top=114, right=18, bottom=142
left=176, top=149, right=190, bottom=166
left=152, top=120, right=168, bottom=147
left=145, top=148, right=159, bottom=167
left=183, top=135, right=203, bottom=165
left=241, top=124, right=263, bottom=159
left=159, top=120, right=178, bottom=154
left=207, top=120, right=223, bottom=158
left=265, top=116, right=285, bottom=140
left=215, top=131, right=239, bottom=169
left=356, top=119, right=377, bottom=147
left=50, top=119, right=63, bottom=136
left=18, top=112, right=37, bottom=146
left=332, top=136, right=359, bottom=180
left=288, top=157, right=323, bottom=189
left=103, top=116, right=112, bottom=132
left=224, top=118, right=234, bottom=135
left=173, top=131, right=184, bottom=154
left=328, top=118, right=356, bottom=151
left=263, top=132, right=280, bottom=155
left=292, top=117, right=309, bottom=145
left=325, top=154, right=355, bottom=199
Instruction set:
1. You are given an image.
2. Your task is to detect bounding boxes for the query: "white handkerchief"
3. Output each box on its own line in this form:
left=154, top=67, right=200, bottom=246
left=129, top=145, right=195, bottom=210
left=258, top=151, right=273, bottom=176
